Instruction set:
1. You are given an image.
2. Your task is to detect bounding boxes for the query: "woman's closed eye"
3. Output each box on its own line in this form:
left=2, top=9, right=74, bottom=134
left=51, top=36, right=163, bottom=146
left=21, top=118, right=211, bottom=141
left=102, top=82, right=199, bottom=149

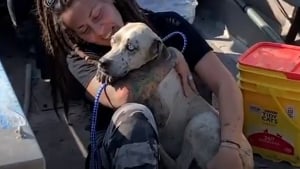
left=79, top=26, right=90, bottom=34
left=91, top=7, right=103, bottom=22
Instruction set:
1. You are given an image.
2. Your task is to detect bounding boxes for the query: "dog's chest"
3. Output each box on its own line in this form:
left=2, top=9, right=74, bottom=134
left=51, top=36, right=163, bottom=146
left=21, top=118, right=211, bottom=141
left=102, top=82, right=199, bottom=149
left=151, top=69, right=194, bottom=156
left=149, top=69, right=192, bottom=129
left=156, top=69, right=188, bottom=114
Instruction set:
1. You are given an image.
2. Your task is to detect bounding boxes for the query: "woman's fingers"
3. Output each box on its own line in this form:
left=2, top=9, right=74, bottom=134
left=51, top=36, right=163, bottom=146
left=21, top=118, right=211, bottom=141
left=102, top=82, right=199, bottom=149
left=187, top=74, right=198, bottom=94
left=181, top=73, right=190, bottom=97
left=170, top=46, right=198, bottom=97
left=181, top=73, right=197, bottom=97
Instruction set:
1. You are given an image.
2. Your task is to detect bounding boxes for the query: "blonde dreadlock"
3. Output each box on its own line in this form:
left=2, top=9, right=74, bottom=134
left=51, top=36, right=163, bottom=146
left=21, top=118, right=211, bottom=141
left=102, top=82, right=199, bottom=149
left=35, top=0, right=153, bottom=117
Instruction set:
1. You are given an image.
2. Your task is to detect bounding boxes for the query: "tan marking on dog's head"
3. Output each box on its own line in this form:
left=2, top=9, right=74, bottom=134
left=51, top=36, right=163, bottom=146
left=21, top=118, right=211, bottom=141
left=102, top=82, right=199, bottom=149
left=98, top=22, right=167, bottom=80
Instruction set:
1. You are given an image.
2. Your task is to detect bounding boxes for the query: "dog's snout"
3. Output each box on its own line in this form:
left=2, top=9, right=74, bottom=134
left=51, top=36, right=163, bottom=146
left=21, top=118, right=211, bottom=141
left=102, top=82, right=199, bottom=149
left=99, top=59, right=111, bottom=69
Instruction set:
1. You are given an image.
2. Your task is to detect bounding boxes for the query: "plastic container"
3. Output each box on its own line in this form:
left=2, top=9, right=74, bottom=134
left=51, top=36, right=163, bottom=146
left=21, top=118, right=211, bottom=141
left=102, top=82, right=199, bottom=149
left=237, top=42, right=300, bottom=166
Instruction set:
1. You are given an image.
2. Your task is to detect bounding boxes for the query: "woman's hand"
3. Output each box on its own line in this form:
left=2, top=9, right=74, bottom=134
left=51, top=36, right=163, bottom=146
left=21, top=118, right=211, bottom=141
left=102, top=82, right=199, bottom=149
left=207, top=145, right=243, bottom=169
left=169, top=47, right=198, bottom=97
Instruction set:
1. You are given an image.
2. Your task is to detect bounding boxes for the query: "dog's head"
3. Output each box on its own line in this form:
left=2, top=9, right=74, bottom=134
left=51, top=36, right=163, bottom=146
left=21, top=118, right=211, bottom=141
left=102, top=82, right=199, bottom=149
left=97, top=22, right=168, bottom=82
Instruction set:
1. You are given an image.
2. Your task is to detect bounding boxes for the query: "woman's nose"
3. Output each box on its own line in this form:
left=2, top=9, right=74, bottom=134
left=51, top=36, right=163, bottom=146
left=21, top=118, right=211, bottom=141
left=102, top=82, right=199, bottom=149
left=92, top=23, right=110, bottom=38
left=93, top=24, right=105, bottom=36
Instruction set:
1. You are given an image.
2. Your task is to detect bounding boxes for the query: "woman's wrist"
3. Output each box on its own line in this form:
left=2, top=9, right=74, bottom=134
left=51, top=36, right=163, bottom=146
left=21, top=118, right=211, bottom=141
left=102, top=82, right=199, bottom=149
left=219, top=140, right=241, bottom=154
left=220, top=140, right=241, bottom=149
left=219, top=144, right=240, bottom=154
left=221, top=124, right=244, bottom=144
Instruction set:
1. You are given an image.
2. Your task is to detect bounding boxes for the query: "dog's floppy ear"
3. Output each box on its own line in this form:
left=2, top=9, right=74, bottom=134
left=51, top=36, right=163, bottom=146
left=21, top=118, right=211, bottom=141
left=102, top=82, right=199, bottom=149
left=150, top=39, right=168, bottom=59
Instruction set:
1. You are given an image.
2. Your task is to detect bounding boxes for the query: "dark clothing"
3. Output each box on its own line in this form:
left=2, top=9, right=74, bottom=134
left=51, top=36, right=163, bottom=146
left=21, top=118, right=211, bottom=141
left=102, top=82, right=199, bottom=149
left=6, top=0, right=35, bottom=27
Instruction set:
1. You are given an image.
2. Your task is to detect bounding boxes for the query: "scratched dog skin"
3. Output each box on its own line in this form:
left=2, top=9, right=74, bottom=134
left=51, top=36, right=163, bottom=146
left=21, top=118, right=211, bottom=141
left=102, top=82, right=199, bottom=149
left=96, top=22, right=254, bottom=169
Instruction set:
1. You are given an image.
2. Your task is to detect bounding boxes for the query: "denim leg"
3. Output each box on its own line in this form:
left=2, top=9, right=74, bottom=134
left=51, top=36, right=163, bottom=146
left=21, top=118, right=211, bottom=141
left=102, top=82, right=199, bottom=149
left=101, top=103, right=159, bottom=169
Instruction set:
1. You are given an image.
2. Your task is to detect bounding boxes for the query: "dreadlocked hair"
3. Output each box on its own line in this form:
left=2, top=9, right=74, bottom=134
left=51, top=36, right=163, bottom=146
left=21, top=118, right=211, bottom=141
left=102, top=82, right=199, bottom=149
left=36, top=0, right=86, bottom=121
left=35, top=0, right=154, bottom=119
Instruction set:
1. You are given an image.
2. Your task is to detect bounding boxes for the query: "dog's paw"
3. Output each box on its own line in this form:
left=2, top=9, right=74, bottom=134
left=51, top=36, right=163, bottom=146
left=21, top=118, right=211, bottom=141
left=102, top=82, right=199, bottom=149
left=95, top=67, right=114, bottom=84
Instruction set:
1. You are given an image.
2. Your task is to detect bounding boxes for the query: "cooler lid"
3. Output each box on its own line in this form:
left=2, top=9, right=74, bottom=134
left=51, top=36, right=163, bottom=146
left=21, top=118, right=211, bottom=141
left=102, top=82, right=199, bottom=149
left=238, top=42, right=300, bottom=80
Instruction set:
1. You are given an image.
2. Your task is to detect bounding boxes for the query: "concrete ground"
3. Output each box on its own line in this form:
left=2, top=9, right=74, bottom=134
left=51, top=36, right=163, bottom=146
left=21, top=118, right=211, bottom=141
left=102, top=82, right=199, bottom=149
left=0, top=0, right=300, bottom=169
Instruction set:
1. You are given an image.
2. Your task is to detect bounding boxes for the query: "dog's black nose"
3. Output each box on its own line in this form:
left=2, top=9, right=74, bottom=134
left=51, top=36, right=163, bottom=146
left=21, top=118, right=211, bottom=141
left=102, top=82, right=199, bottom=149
left=98, top=59, right=111, bottom=69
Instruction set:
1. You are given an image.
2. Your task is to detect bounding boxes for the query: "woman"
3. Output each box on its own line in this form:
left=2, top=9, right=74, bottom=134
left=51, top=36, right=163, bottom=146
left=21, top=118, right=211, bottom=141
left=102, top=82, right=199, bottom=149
left=36, top=0, right=248, bottom=168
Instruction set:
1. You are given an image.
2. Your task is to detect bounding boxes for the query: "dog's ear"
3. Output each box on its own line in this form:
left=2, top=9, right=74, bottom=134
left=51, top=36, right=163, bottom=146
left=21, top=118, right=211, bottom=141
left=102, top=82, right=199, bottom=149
left=150, top=39, right=168, bottom=59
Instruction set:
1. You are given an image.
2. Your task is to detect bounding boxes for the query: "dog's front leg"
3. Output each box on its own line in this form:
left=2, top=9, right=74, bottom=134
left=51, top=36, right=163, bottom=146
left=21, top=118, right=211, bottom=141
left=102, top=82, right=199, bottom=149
left=146, top=92, right=171, bottom=129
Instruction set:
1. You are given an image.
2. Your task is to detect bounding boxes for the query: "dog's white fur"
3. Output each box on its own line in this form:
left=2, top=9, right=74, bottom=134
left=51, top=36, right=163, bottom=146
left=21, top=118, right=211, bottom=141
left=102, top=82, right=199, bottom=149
left=98, top=22, right=254, bottom=169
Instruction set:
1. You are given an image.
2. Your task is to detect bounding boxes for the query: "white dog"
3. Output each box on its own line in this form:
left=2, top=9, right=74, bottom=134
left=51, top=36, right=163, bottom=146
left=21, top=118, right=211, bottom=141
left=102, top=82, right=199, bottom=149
left=96, top=22, right=254, bottom=169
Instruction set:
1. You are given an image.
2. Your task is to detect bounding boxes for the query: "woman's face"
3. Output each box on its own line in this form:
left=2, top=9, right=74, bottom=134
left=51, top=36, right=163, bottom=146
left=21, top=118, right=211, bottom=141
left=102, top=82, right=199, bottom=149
left=60, top=0, right=124, bottom=46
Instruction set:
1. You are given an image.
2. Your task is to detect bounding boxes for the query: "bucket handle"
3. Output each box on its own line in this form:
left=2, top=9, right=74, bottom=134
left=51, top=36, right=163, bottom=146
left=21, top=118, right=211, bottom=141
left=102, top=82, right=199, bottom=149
left=269, top=88, right=300, bottom=131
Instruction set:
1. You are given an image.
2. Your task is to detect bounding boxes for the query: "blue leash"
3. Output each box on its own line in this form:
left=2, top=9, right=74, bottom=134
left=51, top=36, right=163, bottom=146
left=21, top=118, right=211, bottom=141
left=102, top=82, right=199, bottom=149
left=89, top=31, right=187, bottom=169
left=162, top=31, right=187, bottom=53
left=90, top=83, right=107, bottom=169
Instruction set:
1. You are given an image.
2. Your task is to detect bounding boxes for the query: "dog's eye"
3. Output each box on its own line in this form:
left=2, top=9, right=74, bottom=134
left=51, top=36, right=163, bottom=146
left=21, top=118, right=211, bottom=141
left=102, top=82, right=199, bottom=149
left=126, top=43, right=135, bottom=52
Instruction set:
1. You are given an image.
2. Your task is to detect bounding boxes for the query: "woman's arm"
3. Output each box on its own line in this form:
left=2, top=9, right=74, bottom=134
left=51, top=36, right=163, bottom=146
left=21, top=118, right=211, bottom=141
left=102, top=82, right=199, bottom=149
left=194, top=51, right=244, bottom=142
left=67, top=53, right=131, bottom=108
left=86, top=77, right=129, bottom=108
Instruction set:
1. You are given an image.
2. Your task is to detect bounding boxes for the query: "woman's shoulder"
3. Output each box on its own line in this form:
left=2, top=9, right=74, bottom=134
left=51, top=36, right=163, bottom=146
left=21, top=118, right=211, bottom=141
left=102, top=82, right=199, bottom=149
left=145, top=11, right=197, bottom=38
left=146, top=11, right=189, bottom=27
left=145, top=11, right=213, bottom=70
